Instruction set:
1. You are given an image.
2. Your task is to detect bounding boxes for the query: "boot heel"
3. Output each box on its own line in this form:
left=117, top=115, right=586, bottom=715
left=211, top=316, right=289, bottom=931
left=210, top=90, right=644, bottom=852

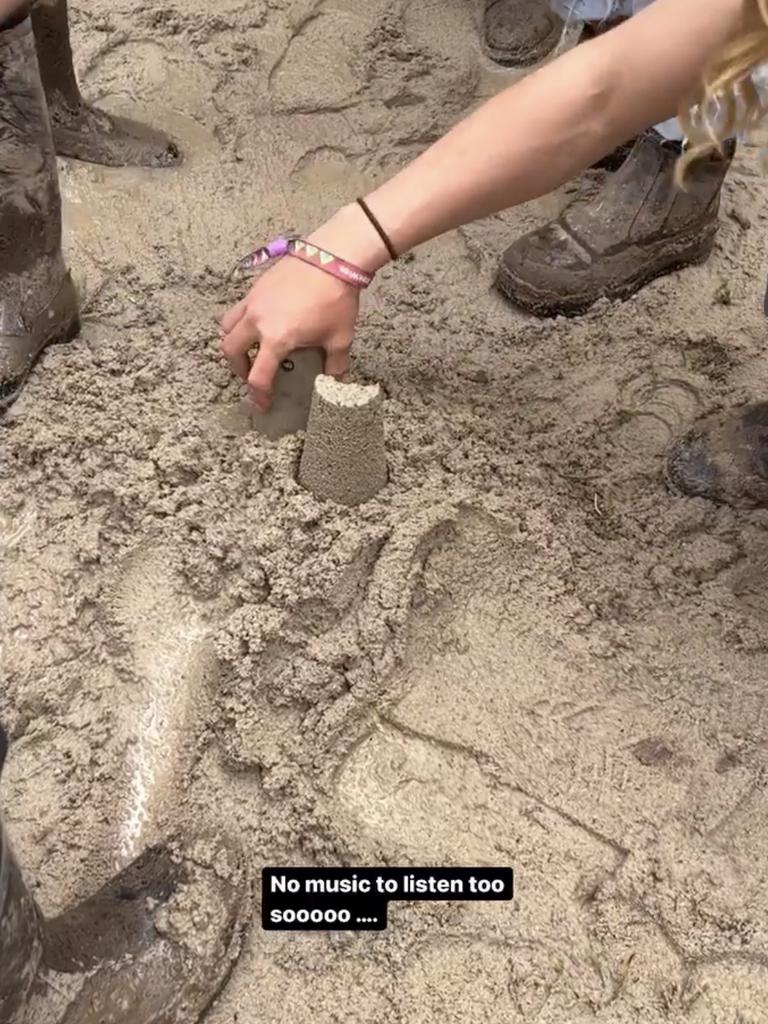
left=53, top=312, right=80, bottom=347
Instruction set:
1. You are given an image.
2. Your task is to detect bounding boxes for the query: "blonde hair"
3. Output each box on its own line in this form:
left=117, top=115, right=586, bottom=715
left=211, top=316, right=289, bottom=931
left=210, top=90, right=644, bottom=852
left=678, top=0, right=768, bottom=178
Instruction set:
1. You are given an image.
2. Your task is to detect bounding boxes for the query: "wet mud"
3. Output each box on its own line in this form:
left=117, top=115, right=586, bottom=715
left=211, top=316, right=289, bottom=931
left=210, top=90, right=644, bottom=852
left=3, top=0, right=768, bottom=1020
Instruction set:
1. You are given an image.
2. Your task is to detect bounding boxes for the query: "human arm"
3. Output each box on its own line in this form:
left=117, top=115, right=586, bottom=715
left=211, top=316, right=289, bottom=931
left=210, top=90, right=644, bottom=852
left=221, top=0, right=749, bottom=409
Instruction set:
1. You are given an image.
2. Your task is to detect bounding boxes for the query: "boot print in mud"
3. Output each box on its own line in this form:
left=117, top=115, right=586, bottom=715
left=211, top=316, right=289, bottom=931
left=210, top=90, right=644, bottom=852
left=483, top=0, right=563, bottom=66
left=31, top=0, right=180, bottom=167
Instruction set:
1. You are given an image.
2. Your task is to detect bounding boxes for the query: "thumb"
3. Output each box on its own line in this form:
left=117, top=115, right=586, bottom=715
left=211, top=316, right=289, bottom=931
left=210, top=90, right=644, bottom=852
left=323, top=333, right=353, bottom=380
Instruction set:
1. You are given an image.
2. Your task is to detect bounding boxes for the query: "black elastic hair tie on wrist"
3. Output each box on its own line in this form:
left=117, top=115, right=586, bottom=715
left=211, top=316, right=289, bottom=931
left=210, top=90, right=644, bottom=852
left=356, top=197, right=399, bottom=261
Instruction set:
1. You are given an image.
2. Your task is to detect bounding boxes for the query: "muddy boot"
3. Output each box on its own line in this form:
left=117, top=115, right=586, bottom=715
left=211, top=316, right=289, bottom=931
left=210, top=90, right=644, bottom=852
left=664, top=403, right=768, bottom=508
left=591, top=140, right=634, bottom=172
left=0, top=16, right=79, bottom=409
left=31, top=0, right=180, bottom=167
left=496, top=130, right=734, bottom=317
left=0, top=727, right=248, bottom=1024
left=483, top=0, right=563, bottom=67
left=0, top=729, right=42, bottom=1023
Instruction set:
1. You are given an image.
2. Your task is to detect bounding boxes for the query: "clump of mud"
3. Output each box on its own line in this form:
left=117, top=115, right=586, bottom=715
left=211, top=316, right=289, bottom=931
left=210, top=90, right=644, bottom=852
left=3, top=0, right=768, bottom=1021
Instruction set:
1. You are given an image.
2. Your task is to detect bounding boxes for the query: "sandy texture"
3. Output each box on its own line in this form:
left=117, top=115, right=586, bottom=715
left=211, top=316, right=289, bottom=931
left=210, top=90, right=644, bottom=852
left=299, top=375, right=387, bottom=505
left=2, top=0, right=768, bottom=1020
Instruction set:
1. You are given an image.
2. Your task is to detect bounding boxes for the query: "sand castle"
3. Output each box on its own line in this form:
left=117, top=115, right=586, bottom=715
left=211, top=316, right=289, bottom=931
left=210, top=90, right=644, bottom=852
left=299, top=375, right=388, bottom=506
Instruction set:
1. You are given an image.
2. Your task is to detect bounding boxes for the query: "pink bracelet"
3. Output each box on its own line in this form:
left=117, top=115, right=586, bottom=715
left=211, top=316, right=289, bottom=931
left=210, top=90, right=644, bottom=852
left=231, top=237, right=374, bottom=289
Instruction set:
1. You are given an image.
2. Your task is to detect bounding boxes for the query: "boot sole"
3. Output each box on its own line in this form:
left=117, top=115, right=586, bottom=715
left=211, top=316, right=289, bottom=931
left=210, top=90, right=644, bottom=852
left=495, top=227, right=717, bottom=318
left=661, top=446, right=703, bottom=502
left=0, top=307, right=80, bottom=412
left=660, top=449, right=758, bottom=507
left=660, top=435, right=759, bottom=507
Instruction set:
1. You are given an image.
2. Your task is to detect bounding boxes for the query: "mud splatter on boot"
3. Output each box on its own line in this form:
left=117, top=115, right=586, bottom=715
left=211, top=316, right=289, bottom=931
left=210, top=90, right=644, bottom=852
left=665, top=403, right=768, bottom=508
left=31, top=0, right=180, bottom=167
left=0, top=725, right=248, bottom=1024
left=483, top=0, right=563, bottom=67
left=496, top=130, right=735, bottom=317
left=0, top=16, right=79, bottom=409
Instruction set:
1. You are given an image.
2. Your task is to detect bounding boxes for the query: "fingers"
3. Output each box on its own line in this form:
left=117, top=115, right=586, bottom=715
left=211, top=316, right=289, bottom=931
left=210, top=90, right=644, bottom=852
left=220, top=313, right=257, bottom=381
left=220, top=296, right=247, bottom=336
left=221, top=297, right=353, bottom=411
left=247, top=341, right=286, bottom=412
left=323, top=333, right=353, bottom=380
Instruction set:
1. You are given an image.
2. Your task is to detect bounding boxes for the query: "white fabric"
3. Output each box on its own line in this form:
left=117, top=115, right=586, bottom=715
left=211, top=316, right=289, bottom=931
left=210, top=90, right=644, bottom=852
left=551, top=0, right=652, bottom=19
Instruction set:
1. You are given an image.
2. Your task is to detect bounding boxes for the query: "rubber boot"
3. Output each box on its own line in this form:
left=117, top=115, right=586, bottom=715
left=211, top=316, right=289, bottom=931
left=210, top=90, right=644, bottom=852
left=0, top=730, right=42, bottom=1023
left=664, top=403, right=768, bottom=508
left=0, top=726, right=248, bottom=1024
left=0, top=15, right=79, bottom=409
left=483, top=0, right=563, bottom=67
left=496, top=130, right=735, bottom=317
left=31, top=0, right=181, bottom=167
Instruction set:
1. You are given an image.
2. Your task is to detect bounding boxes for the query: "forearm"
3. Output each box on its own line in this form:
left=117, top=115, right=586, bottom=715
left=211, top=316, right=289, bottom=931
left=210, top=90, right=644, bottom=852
left=367, top=52, right=636, bottom=258
left=316, top=0, right=747, bottom=270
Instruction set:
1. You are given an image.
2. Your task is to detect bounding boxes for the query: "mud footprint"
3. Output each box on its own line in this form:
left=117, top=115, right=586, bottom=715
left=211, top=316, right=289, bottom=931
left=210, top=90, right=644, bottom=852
left=612, top=368, right=703, bottom=460
left=108, top=547, right=215, bottom=864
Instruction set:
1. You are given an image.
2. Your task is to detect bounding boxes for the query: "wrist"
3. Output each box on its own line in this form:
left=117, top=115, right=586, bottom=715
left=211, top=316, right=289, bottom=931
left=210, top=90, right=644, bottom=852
left=307, top=203, right=392, bottom=275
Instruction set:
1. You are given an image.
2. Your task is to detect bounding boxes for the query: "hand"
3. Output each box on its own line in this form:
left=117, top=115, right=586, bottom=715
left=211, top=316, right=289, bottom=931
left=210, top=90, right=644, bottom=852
left=220, top=258, right=360, bottom=411
left=219, top=205, right=389, bottom=411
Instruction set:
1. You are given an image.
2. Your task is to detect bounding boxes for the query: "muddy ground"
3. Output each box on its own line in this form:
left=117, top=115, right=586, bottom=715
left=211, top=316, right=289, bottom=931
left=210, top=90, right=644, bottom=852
left=3, top=0, right=768, bottom=1020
